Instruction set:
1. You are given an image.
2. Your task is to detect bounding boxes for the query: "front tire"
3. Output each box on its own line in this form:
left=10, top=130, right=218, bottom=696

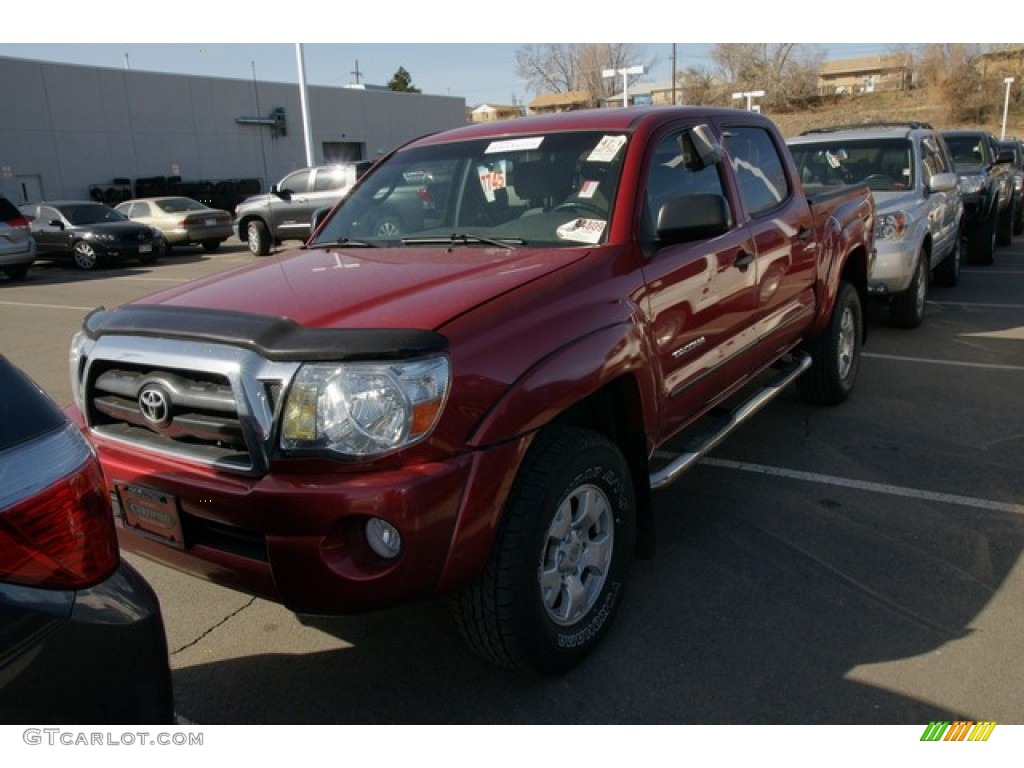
left=797, top=281, right=862, bottom=405
left=72, top=241, right=102, bottom=270
left=201, top=239, right=222, bottom=253
left=933, top=235, right=961, bottom=287
left=455, top=426, right=636, bottom=675
left=997, top=197, right=1014, bottom=246
left=246, top=220, right=271, bottom=256
left=968, top=207, right=997, bottom=265
left=889, top=251, right=927, bottom=328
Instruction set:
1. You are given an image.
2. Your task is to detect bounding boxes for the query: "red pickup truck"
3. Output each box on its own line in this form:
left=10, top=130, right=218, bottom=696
left=68, top=106, right=875, bottom=674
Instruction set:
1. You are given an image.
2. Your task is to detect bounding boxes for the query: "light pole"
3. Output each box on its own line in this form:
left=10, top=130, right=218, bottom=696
left=732, top=89, right=766, bottom=112
left=602, top=65, right=645, bottom=107
left=1001, top=77, right=1015, bottom=140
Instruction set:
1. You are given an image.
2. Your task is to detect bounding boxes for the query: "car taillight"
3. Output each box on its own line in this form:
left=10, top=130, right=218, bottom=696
left=7, top=215, right=29, bottom=229
left=0, top=424, right=118, bottom=589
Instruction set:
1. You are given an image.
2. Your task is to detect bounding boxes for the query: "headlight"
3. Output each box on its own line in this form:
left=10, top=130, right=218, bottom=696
left=875, top=212, right=908, bottom=240
left=280, top=356, right=450, bottom=457
left=958, top=174, right=987, bottom=195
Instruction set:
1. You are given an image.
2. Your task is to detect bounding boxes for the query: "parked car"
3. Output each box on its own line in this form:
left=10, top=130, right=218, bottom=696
left=19, top=200, right=165, bottom=271
left=788, top=121, right=963, bottom=327
left=114, top=196, right=233, bottom=253
left=997, top=137, right=1024, bottom=237
left=233, top=162, right=371, bottom=256
left=0, top=355, right=174, bottom=723
left=0, top=194, right=37, bottom=281
left=941, top=129, right=1015, bottom=264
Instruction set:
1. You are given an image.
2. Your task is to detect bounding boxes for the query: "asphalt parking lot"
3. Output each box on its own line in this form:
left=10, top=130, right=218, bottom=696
left=2, top=237, right=1022, bottom=725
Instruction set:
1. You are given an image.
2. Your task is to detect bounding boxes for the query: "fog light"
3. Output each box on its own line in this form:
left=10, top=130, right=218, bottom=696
left=365, top=518, right=402, bottom=559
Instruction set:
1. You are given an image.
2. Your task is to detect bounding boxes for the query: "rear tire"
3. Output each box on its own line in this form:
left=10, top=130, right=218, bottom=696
left=201, top=240, right=222, bottom=253
left=797, top=281, right=862, bottom=405
left=455, top=425, right=635, bottom=675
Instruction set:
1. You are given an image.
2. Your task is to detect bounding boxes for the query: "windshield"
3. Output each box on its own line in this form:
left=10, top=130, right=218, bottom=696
left=944, top=135, right=988, bottom=166
left=310, top=130, right=628, bottom=248
left=59, top=203, right=130, bottom=226
left=789, top=138, right=915, bottom=192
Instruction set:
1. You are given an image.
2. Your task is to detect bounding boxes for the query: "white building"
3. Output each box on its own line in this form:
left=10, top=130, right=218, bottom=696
left=0, top=55, right=466, bottom=204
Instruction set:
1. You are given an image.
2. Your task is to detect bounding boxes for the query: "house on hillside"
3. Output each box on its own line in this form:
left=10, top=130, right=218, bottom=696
left=528, top=91, right=594, bottom=114
left=818, top=54, right=914, bottom=95
left=469, top=103, right=524, bottom=123
left=601, top=80, right=683, bottom=107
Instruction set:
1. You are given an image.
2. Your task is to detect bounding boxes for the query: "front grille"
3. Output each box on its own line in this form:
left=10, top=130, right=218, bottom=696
left=88, top=363, right=252, bottom=469
left=78, top=335, right=300, bottom=475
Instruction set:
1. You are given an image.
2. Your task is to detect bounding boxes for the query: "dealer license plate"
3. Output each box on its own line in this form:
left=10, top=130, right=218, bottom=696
left=114, top=482, right=185, bottom=549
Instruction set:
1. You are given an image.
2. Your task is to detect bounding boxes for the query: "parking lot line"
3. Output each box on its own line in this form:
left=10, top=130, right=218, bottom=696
left=0, top=299, right=95, bottom=311
left=699, top=457, right=1024, bottom=516
left=863, top=352, right=1024, bottom=372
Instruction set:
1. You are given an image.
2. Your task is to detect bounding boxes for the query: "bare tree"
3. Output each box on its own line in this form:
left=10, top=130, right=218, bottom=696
left=917, top=44, right=992, bottom=123
left=710, top=43, right=824, bottom=110
left=514, top=43, right=653, bottom=101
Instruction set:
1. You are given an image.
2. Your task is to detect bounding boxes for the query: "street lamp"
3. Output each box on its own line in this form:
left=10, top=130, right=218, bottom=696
left=732, top=89, right=766, bottom=112
left=1001, top=77, right=1014, bottom=140
left=602, top=65, right=645, bottom=108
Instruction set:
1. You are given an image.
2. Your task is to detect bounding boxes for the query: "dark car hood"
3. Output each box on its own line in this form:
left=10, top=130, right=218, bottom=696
left=78, top=221, right=154, bottom=236
left=127, top=244, right=591, bottom=330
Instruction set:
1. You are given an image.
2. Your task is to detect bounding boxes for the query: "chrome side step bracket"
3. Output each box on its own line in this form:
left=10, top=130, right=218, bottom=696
left=648, top=352, right=812, bottom=490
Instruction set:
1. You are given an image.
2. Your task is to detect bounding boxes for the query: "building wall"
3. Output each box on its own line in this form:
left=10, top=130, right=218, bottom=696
left=0, top=56, right=466, bottom=203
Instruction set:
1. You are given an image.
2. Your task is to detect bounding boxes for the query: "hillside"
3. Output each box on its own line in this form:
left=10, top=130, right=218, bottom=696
left=766, top=87, right=1024, bottom=140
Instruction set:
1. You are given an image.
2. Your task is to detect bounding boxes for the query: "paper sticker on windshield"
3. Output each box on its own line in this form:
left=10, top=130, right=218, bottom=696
left=477, top=161, right=507, bottom=202
left=557, top=218, right=606, bottom=244
left=485, top=137, right=545, bottom=154
left=587, top=135, right=627, bottom=163
left=579, top=180, right=600, bottom=199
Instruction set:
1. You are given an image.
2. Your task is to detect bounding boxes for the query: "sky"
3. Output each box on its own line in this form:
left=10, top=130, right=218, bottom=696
left=1, top=2, right=1014, bottom=107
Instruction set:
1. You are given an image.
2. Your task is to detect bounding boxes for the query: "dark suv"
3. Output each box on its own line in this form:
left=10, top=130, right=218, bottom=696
left=941, top=130, right=1015, bottom=264
left=998, top=137, right=1024, bottom=237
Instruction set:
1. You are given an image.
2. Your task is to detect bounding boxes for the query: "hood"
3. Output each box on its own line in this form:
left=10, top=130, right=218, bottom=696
left=83, top=221, right=154, bottom=236
left=870, top=188, right=923, bottom=212
left=129, top=244, right=591, bottom=330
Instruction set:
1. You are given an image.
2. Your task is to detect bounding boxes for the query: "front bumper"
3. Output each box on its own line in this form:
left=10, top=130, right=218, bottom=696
left=87, top=430, right=514, bottom=615
left=868, top=237, right=919, bottom=295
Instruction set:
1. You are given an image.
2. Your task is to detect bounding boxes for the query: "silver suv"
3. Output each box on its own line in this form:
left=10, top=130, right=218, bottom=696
left=234, top=162, right=371, bottom=256
left=788, top=122, right=963, bottom=328
left=0, top=194, right=37, bottom=280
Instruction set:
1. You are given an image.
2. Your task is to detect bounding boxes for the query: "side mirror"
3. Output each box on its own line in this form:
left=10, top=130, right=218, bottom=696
left=690, top=124, right=724, bottom=167
left=310, top=206, right=331, bottom=234
left=656, top=193, right=731, bottom=246
left=996, top=149, right=1014, bottom=165
left=48, top=219, right=65, bottom=230
left=927, top=172, right=958, bottom=193
left=272, top=185, right=292, bottom=201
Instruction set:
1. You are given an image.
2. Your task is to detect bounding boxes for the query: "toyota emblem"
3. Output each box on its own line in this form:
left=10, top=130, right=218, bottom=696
left=138, top=386, right=172, bottom=428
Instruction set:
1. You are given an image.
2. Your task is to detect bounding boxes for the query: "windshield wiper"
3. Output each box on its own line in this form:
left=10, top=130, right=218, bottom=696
left=401, top=233, right=524, bottom=249
left=315, top=237, right=377, bottom=248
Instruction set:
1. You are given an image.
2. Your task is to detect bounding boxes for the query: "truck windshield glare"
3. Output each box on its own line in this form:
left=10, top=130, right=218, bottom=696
left=310, top=131, right=628, bottom=248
